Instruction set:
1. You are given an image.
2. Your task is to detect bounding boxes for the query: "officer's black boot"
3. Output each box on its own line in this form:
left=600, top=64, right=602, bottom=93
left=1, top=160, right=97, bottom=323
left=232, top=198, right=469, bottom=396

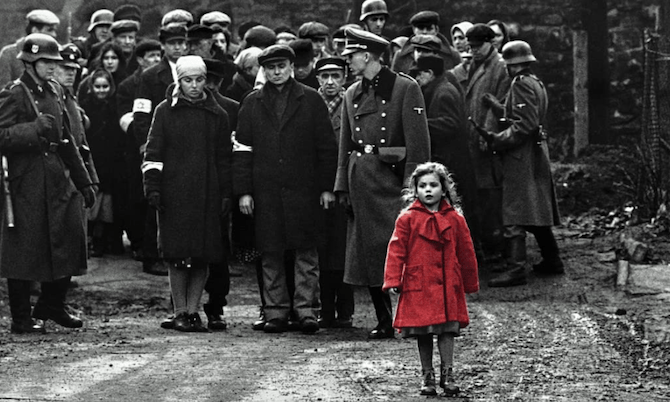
left=204, top=303, right=227, bottom=330
left=488, top=236, right=527, bottom=287
left=531, top=227, right=564, bottom=276
left=8, top=279, right=45, bottom=334
left=368, top=286, right=394, bottom=339
left=33, top=277, right=83, bottom=328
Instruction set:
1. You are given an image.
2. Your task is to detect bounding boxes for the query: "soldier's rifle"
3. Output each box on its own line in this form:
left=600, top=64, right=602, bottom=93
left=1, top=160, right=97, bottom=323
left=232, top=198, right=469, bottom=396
left=2, top=155, right=15, bottom=228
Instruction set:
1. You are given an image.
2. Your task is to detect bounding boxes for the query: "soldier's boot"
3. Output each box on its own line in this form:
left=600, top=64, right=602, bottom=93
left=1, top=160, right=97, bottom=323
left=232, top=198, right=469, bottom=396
left=8, top=279, right=45, bottom=334
left=532, top=228, right=565, bottom=276
left=488, top=236, right=527, bottom=287
left=33, top=277, right=83, bottom=328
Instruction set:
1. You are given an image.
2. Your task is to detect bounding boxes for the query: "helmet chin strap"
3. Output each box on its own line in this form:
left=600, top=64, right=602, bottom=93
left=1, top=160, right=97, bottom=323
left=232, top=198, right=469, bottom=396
left=23, top=61, right=47, bottom=85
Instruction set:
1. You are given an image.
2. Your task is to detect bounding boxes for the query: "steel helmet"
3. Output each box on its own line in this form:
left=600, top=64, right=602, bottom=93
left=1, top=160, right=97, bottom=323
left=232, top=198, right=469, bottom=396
left=360, top=0, right=389, bottom=21
left=502, top=40, right=537, bottom=65
left=17, top=33, right=63, bottom=63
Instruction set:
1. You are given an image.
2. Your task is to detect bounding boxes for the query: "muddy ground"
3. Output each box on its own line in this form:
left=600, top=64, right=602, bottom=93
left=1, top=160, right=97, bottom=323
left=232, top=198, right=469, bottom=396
left=1, top=145, right=670, bottom=401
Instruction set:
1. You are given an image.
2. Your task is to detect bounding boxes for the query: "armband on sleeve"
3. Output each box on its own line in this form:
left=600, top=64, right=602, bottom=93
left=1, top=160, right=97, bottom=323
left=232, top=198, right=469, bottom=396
left=133, top=98, right=152, bottom=114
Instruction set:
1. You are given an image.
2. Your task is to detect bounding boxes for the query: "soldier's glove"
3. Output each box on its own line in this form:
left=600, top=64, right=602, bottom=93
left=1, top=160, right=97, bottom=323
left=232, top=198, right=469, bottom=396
left=35, top=114, right=56, bottom=136
left=221, top=197, right=231, bottom=217
left=147, top=191, right=163, bottom=212
left=81, top=185, right=96, bottom=208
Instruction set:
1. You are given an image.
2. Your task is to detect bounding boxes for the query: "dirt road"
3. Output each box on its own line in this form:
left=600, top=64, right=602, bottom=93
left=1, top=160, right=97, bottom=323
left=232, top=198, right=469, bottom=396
left=1, top=228, right=669, bottom=401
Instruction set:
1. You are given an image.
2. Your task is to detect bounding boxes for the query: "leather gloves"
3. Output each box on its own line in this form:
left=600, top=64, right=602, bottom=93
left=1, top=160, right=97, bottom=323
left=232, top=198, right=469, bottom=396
left=35, top=114, right=56, bottom=136
left=147, top=191, right=163, bottom=212
left=81, top=186, right=96, bottom=208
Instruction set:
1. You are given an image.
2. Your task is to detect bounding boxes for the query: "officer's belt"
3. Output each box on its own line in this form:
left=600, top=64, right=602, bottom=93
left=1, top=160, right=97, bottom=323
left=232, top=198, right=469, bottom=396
left=355, top=144, right=379, bottom=154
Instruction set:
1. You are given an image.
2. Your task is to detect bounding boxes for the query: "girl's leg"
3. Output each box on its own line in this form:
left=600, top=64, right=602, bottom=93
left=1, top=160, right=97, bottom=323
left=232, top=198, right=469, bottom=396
left=169, top=264, right=188, bottom=316
left=417, top=334, right=437, bottom=395
left=186, top=261, right=209, bottom=314
left=437, top=333, right=459, bottom=395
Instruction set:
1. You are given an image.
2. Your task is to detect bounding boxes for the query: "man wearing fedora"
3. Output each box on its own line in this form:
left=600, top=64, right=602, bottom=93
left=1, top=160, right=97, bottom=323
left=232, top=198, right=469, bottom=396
left=233, top=45, right=338, bottom=334
left=335, top=27, right=430, bottom=339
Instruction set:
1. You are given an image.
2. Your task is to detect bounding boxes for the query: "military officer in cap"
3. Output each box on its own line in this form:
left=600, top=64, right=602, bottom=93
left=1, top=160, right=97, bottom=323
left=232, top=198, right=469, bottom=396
left=476, top=41, right=564, bottom=287
left=459, top=23, right=509, bottom=264
left=0, top=33, right=95, bottom=333
left=391, top=10, right=460, bottom=75
left=0, top=9, right=60, bottom=87
left=233, top=44, right=338, bottom=334
left=335, top=27, right=430, bottom=339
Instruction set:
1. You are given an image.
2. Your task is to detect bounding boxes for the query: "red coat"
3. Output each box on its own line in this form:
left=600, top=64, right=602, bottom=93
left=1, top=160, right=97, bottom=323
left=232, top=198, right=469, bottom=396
left=383, top=200, right=479, bottom=329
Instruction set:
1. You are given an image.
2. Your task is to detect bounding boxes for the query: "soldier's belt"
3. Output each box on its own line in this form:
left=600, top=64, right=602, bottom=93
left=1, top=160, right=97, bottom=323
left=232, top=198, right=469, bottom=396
left=40, top=138, right=69, bottom=153
left=353, top=145, right=406, bottom=164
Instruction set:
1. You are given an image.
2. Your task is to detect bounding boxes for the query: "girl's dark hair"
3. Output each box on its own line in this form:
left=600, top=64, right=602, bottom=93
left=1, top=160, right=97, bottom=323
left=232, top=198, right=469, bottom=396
left=92, top=42, right=126, bottom=72
left=401, top=162, right=461, bottom=211
left=486, top=19, right=510, bottom=49
left=87, top=68, right=116, bottom=98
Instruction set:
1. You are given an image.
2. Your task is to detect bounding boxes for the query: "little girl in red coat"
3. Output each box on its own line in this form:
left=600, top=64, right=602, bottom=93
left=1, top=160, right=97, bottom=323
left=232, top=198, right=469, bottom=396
left=383, top=162, right=479, bottom=396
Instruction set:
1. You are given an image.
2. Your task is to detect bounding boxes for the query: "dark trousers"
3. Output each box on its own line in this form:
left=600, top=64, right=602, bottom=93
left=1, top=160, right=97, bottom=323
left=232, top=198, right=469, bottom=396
left=8, top=277, right=70, bottom=324
left=475, top=187, right=504, bottom=257
left=319, top=270, right=354, bottom=320
left=368, top=286, right=392, bottom=329
left=204, top=215, right=232, bottom=311
left=255, top=250, right=295, bottom=309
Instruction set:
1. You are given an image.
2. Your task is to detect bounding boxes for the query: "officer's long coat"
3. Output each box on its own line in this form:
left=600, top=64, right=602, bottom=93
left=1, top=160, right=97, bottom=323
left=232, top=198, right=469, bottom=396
left=0, top=73, right=92, bottom=281
left=143, top=88, right=232, bottom=262
left=233, top=78, right=337, bottom=253
left=490, top=70, right=560, bottom=227
left=464, top=48, right=509, bottom=189
left=334, top=67, right=431, bottom=287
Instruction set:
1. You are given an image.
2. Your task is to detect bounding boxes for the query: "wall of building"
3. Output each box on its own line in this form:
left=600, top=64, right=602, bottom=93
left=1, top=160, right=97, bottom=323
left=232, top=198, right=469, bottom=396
left=0, top=0, right=660, bottom=159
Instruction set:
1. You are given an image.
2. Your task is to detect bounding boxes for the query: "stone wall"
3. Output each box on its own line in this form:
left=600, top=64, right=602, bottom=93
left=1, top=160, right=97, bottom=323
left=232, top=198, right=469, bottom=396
left=0, top=0, right=662, bottom=159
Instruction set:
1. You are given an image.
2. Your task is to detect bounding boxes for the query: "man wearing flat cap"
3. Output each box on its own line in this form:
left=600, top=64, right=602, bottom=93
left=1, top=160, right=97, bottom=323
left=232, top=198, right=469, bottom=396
left=201, top=11, right=240, bottom=57
left=412, top=55, right=477, bottom=236
left=298, top=21, right=331, bottom=61
left=335, top=27, right=430, bottom=340
left=455, top=22, right=510, bottom=264
left=233, top=44, right=338, bottom=335
left=390, top=10, right=460, bottom=75
left=132, top=23, right=188, bottom=277
left=289, top=39, right=319, bottom=90
left=188, top=24, right=236, bottom=94
left=0, top=9, right=60, bottom=86
left=314, top=57, right=354, bottom=329
left=161, top=9, right=193, bottom=28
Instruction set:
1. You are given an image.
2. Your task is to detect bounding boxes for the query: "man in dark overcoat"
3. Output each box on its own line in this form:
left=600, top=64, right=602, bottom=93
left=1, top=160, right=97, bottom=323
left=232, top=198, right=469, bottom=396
left=412, top=55, right=477, bottom=237
left=461, top=24, right=510, bottom=262
left=0, top=34, right=95, bottom=333
left=476, top=41, right=563, bottom=287
left=334, top=28, right=431, bottom=339
left=233, top=45, right=338, bottom=334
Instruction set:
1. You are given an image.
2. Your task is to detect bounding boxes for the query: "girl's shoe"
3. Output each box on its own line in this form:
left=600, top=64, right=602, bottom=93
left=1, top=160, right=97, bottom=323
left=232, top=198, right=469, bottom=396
left=420, top=368, right=437, bottom=396
left=188, top=313, right=208, bottom=332
left=173, top=313, right=191, bottom=332
left=440, top=364, right=460, bottom=396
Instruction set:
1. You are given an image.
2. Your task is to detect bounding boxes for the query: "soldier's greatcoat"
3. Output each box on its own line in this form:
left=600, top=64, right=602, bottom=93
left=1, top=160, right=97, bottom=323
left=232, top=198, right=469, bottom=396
left=334, top=67, right=430, bottom=287
left=490, top=70, right=560, bottom=227
left=0, top=73, right=92, bottom=281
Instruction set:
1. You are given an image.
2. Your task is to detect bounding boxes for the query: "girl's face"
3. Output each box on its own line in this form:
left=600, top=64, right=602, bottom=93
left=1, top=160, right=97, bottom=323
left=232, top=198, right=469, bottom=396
left=92, top=76, right=111, bottom=100
left=179, top=74, right=206, bottom=100
left=490, top=24, right=504, bottom=51
left=416, top=173, right=445, bottom=211
left=102, top=50, right=119, bottom=73
left=213, top=32, right=227, bottom=53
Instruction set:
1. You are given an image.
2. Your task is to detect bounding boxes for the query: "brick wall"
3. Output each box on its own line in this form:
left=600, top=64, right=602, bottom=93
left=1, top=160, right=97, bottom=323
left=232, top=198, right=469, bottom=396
left=0, top=0, right=661, bottom=159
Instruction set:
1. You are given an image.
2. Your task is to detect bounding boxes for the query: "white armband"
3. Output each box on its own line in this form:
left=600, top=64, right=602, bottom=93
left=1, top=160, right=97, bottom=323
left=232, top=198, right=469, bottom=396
left=133, top=98, right=152, bottom=114
left=141, top=161, right=163, bottom=174
left=119, top=112, right=134, bottom=133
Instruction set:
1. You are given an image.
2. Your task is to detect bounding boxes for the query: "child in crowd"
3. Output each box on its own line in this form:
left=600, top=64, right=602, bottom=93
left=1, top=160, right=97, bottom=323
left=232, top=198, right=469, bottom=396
left=383, top=162, right=479, bottom=396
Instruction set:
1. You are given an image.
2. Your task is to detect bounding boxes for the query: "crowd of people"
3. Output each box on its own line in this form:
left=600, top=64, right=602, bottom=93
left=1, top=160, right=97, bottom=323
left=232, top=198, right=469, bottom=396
left=0, top=1, right=566, bottom=396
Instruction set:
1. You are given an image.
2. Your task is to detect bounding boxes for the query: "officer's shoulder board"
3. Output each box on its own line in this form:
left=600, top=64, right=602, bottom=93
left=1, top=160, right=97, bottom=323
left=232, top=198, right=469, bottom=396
left=397, top=71, right=416, bottom=83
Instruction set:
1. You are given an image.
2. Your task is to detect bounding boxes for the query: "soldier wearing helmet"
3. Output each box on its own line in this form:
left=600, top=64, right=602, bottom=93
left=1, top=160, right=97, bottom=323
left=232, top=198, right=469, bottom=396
left=477, top=40, right=564, bottom=288
left=360, top=0, right=389, bottom=37
left=0, top=33, right=96, bottom=334
left=0, top=9, right=60, bottom=86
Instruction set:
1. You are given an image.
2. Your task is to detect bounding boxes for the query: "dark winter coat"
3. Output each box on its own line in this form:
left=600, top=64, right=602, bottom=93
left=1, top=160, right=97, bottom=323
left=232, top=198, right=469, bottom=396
left=422, top=72, right=477, bottom=221
left=464, top=47, right=510, bottom=189
left=334, top=67, right=431, bottom=286
left=143, top=88, right=232, bottom=262
left=233, top=78, right=338, bottom=252
left=490, top=70, right=561, bottom=227
left=134, top=58, right=174, bottom=149
left=383, top=200, right=479, bottom=328
left=391, top=33, right=461, bottom=75
left=62, top=89, right=98, bottom=184
left=0, top=73, right=93, bottom=281
left=226, top=72, right=254, bottom=103
left=116, top=69, right=144, bottom=204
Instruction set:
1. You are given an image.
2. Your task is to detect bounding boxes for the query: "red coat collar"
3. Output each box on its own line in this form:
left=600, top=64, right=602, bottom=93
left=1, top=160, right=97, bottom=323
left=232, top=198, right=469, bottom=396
left=408, top=199, right=454, bottom=243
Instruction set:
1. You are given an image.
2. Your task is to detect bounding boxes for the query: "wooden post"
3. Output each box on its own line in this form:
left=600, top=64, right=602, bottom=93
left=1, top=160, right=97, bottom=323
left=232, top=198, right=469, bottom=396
left=573, top=30, right=589, bottom=157
left=583, top=0, right=610, bottom=144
